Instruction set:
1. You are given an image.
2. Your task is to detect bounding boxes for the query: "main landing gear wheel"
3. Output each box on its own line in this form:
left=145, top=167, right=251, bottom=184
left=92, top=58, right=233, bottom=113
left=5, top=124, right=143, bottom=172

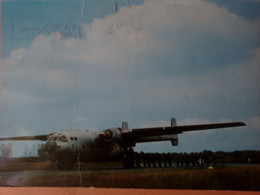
left=123, top=148, right=134, bottom=169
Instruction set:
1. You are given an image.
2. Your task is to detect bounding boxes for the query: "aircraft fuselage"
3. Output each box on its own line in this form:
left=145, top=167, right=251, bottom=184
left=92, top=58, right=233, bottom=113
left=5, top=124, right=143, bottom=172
left=38, top=129, right=124, bottom=163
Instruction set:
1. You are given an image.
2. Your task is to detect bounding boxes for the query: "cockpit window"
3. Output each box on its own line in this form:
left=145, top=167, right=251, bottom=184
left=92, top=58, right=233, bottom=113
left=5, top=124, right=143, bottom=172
left=53, top=137, right=58, bottom=141
left=60, top=135, right=68, bottom=142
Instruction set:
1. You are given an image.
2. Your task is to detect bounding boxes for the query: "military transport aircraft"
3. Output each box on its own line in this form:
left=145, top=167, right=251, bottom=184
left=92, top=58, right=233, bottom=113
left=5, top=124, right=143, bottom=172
left=0, top=118, right=245, bottom=169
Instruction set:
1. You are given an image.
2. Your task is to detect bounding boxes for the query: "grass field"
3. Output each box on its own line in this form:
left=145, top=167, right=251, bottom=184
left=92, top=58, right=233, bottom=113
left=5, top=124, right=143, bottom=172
left=28, top=167, right=260, bottom=191
left=0, top=160, right=259, bottom=190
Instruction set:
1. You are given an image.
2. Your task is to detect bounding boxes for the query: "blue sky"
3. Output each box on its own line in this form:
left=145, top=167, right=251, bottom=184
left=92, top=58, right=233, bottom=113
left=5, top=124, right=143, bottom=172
left=0, top=0, right=260, bottom=157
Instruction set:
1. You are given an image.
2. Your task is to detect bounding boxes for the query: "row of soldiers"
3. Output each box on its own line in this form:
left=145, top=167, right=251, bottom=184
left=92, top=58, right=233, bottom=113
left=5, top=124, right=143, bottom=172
left=134, top=152, right=225, bottom=168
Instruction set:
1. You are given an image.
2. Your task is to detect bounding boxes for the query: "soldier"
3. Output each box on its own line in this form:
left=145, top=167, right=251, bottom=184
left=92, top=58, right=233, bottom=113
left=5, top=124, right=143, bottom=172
left=146, top=153, right=151, bottom=168
left=134, top=152, right=141, bottom=168
left=151, top=153, right=157, bottom=168
left=212, top=153, right=217, bottom=167
left=163, top=153, right=167, bottom=167
left=157, top=153, right=162, bottom=168
left=219, top=152, right=225, bottom=167
left=190, top=152, right=195, bottom=167
left=167, top=152, right=172, bottom=167
left=140, top=151, right=147, bottom=168
left=180, top=152, right=184, bottom=167
left=194, top=153, right=199, bottom=167
left=199, top=152, right=204, bottom=167
left=185, top=153, right=190, bottom=167
left=204, top=152, right=210, bottom=167
left=175, top=153, right=180, bottom=167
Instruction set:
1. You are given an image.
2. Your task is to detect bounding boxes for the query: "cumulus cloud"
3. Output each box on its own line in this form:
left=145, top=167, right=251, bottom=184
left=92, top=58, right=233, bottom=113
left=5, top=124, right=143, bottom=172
left=2, top=48, right=27, bottom=72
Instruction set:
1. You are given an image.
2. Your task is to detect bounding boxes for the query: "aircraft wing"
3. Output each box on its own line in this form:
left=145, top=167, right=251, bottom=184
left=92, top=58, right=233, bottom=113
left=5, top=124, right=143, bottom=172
left=129, top=122, right=246, bottom=137
left=121, top=122, right=246, bottom=145
left=0, top=135, right=49, bottom=141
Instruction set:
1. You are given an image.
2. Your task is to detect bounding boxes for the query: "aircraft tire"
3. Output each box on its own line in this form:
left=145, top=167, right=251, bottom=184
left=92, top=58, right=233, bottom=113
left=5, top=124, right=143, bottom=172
left=123, top=148, right=134, bottom=169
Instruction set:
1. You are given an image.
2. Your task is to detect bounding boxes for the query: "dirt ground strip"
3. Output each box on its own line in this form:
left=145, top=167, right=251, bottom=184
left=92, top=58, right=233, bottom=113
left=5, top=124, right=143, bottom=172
left=0, top=188, right=259, bottom=195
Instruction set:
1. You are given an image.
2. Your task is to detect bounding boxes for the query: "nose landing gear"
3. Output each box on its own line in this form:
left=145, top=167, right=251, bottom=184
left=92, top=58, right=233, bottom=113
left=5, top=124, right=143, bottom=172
left=56, top=149, right=74, bottom=170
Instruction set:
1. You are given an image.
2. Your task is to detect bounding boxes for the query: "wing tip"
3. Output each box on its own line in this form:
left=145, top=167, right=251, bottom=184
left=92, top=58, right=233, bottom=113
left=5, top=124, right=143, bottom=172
left=239, top=122, right=246, bottom=126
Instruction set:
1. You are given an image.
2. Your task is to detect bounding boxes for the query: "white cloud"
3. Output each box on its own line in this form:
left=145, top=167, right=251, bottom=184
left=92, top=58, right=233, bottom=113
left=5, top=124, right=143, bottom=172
left=3, top=0, right=258, bottom=73
left=2, top=48, right=27, bottom=72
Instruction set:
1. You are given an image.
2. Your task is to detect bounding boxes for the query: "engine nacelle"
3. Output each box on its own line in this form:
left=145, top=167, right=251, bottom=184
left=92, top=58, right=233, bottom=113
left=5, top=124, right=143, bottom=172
left=171, top=138, right=178, bottom=146
left=103, top=128, right=122, bottom=143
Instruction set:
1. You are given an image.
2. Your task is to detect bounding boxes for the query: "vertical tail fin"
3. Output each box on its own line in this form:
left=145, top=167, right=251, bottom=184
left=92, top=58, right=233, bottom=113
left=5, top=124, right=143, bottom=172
left=171, top=118, right=177, bottom=126
left=122, top=122, right=128, bottom=131
left=170, top=118, right=178, bottom=146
